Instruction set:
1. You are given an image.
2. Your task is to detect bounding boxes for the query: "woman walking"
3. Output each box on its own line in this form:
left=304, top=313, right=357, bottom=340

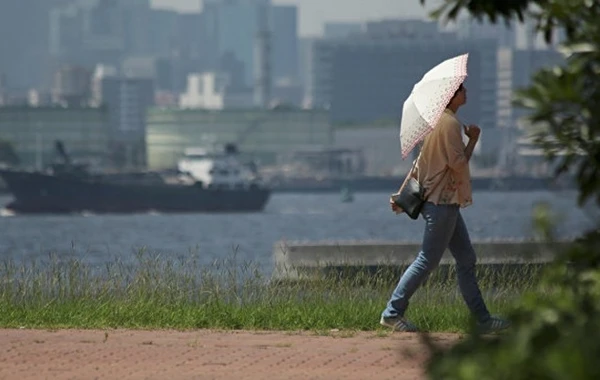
left=381, top=82, right=510, bottom=334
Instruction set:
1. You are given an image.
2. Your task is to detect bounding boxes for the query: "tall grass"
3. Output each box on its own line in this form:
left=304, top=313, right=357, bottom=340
left=0, top=251, right=548, bottom=332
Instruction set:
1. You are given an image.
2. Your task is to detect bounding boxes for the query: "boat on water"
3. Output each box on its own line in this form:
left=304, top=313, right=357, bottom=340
left=0, top=142, right=271, bottom=214
left=340, top=186, right=354, bottom=203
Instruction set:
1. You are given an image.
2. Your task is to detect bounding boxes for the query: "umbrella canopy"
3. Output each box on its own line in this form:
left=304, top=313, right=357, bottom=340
left=399, top=53, right=469, bottom=159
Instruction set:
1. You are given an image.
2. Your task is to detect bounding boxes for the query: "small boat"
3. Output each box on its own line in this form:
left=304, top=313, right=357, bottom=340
left=340, top=186, right=354, bottom=203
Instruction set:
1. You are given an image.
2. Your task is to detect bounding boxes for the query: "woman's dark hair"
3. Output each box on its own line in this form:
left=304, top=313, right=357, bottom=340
left=447, top=84, right=464, bottom=107
left=453, top=84, right=464, bottom=98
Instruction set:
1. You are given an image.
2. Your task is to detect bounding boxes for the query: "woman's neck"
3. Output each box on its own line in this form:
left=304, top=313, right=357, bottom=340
left=446, top=104, right=459, bottom=113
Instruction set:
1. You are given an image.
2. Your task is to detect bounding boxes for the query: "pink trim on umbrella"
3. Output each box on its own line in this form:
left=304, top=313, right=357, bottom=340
left=401, top=124, right=433, bottom=159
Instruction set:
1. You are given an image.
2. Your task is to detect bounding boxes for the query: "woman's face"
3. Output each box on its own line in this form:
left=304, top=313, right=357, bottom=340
left=455, top=85, right=467, bottom=105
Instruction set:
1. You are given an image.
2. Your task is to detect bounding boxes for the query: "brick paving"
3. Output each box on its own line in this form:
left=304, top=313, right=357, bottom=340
left=0, top=329, right=460, bottom=380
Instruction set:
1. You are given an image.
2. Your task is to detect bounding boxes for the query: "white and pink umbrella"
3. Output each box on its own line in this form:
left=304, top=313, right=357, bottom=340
left=399, top=53, right=469, bottom=159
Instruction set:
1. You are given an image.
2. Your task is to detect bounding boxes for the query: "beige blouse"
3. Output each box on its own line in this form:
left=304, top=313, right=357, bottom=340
left=411, top=108, right=473, bottom=208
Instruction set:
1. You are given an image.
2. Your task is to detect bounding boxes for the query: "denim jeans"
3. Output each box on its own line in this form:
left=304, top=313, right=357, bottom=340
left=382, top=202, right=490, bottom=323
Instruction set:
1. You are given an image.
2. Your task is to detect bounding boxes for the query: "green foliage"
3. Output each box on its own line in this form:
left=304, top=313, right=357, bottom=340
left=514, top=0, right=600, bottom=204
left=531, top=201, right=558, bottom=241
left=421, top=0, right=534, bottom=25
left=417, top=1, right=600, bottom=378
left=425, top=232, right=600, bottom=380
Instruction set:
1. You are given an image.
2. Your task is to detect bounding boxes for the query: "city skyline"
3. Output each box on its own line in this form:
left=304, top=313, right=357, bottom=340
left=0, top=0, right=564, bottom=182
left=150, top=0, right=441, bottom=36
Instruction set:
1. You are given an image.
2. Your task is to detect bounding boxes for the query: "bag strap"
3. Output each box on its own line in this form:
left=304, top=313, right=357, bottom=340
left=397, top=150, right=421, bottom=194
left=396, top=148, right=450, bottom=201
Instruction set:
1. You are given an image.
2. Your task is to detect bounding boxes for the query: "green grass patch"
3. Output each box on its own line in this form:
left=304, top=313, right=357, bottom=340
left=0, top=252, right=550, bottom=332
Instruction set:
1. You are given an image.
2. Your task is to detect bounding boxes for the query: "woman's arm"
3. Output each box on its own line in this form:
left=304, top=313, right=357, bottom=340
left=463, top=125, right=481, bottom=160
left=440, top=119, right=478, bottom=171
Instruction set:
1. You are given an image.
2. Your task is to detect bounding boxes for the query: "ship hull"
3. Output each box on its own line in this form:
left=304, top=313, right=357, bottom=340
left=0, top=170, right=271, bottom=214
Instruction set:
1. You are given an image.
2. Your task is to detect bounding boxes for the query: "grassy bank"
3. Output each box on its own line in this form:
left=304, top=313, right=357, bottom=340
left=0, top=253, right=548, bottom=332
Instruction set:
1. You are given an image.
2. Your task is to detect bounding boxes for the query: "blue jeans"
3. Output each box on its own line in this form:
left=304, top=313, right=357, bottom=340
left=382, top=202, right=491, bottom=323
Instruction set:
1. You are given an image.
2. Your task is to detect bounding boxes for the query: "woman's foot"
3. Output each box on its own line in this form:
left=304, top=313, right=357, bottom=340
left=380, top=316, right=419, bottom=332
left=477, top=316, right=511, bottom=334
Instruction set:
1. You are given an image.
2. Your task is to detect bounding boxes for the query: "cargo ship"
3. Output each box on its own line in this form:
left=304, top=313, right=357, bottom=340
left=0, top=142, right=270, bottom=214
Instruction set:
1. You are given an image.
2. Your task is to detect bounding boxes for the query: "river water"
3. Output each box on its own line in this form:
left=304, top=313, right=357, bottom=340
left=0, top=191, right=596, bottom=275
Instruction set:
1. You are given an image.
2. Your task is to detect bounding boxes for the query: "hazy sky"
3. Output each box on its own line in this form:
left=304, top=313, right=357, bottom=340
left=150, top=0, right=442, bottom=36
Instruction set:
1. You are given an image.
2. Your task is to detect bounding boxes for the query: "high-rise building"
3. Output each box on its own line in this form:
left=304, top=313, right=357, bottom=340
left=510, top=48, right=564, bottom=128
left=0, top=0, right=59, bottom=90
left=309, top=20, right=499, bottom=128
left=298, top=37, right=317, bottom=107
left=50, top=0, right=152, bottom=69
left=202, top=0, right=298, bottom=90
left=254, top=2, right=271, bottom=108
left=121, top=0, right=152, bottom=55
left=80, top=0, right=127, bottom=67
left=49, top=3, right=85, bottom=64
left=324, top=22, right=364, bottom=39
left=203, top=0, right=270, bottom=87
left=92, top=64, right=154, bottom=169
left=270, top=5, right=298, bottom=81
left=456, top=17, right=517, bottom=48
left=148, top=9, right=179, bottom=58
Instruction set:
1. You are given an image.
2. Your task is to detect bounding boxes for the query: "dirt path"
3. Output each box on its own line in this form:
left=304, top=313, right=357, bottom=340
left=0, top=329, right=460, bottom=380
